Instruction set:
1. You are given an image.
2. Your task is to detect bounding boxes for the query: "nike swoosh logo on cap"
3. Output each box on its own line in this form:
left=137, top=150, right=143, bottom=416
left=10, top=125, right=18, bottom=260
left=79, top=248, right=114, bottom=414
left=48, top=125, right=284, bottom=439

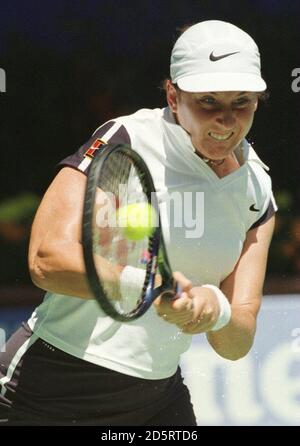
left=249, top=204, right=260, bottom=212
left=209, top=51, right=240, bottom=62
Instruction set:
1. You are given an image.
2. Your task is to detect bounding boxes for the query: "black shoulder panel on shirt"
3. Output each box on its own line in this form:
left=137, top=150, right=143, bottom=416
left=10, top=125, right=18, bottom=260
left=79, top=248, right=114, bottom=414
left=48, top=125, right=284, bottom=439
left=56, top=121, right=131, bottom=175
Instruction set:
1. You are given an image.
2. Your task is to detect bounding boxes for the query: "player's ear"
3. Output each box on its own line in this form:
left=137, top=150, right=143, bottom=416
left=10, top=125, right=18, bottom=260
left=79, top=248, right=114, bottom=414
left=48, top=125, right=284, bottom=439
left=166, top=80, right=179, bottom=113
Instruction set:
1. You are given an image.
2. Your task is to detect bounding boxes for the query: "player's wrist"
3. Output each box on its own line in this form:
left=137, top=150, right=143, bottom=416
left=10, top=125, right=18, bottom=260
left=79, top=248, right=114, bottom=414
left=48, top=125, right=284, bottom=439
left=201, top=284, right=231, bottom=331
left=119, top=266, right=146, bottom=294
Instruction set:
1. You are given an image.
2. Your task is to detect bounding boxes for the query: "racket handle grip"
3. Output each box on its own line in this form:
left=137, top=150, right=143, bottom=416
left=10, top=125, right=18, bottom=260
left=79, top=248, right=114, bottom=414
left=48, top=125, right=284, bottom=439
left=173, top=282, right=182, bottom=299
left=161, top=282, right=182, bottom=300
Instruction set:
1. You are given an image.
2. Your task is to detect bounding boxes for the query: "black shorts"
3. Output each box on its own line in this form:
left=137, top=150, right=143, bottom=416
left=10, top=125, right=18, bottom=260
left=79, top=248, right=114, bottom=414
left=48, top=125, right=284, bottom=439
left=0, top=323, right=197, bottom=426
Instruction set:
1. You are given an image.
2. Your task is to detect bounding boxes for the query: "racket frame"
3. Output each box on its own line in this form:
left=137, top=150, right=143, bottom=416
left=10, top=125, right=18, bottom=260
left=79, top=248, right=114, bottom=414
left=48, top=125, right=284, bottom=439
left=82, top=143, right=175, bottom=321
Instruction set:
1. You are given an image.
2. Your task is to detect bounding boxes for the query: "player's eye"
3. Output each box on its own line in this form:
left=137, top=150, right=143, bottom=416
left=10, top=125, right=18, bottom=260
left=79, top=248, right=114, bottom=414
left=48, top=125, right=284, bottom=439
left=196, top=96, right=218, bottom=108
left=232, top=97, right=251, bottom=108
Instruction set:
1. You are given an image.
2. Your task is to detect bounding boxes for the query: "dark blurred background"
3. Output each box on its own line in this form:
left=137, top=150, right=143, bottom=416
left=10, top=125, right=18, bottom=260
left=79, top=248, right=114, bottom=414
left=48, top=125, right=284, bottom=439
left=0, top=0, right=299, bottom=303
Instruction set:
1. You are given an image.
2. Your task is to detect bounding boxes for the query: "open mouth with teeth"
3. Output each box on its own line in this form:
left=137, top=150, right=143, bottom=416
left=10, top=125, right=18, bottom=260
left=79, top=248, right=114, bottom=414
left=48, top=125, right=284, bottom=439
left=209, top=131, right=234, bottom=141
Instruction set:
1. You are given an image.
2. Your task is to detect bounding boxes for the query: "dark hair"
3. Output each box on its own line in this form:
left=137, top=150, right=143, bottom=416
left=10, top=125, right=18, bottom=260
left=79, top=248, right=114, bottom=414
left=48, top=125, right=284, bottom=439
left=175, top=24, right=194, bottom=36
left=257, top=90, right=270, bottom=102
left=159, top=79, right=175, bottom=92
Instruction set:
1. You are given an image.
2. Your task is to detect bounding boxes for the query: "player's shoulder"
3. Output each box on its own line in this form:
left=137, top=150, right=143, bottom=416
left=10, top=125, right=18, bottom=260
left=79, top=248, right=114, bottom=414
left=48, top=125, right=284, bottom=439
left=114, top=107, right=164, bottom=128
left=91, top=108, right=163, bottom=136
left=112, top=108, right=165, bottom=153
left=242, top=139, right=277, bottom=217
left=91, top=108, right=164, bottom=147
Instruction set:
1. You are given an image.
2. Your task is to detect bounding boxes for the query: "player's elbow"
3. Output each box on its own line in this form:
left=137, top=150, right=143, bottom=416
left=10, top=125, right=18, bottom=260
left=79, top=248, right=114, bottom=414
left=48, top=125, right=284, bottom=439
left=207, top=328, right=255, bottom=361
left=218, top=345, right=252, bottom=361
left=29, top=251, right=52, bottom=291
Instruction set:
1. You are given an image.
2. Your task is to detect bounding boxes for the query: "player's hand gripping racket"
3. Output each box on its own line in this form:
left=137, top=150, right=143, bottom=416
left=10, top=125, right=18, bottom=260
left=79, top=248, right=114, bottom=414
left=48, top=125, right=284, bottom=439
left=82, top=143, right=180, bottom=322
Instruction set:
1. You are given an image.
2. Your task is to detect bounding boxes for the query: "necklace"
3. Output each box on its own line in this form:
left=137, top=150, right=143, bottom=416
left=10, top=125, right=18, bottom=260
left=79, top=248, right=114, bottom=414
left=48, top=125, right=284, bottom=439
left=202, top=157, right=225, bottom=166
left=194, top=149, right=226, bottom=166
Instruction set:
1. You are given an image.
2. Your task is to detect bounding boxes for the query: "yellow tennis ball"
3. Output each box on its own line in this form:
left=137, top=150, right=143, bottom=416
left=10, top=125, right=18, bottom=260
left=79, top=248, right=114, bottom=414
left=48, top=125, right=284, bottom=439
left=117, top=203, right=156, bottom=241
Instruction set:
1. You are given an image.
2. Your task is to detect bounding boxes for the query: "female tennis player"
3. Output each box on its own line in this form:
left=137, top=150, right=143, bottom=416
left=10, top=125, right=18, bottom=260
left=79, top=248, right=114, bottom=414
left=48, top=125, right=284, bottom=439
left=0, top=20, right=276, bottom=426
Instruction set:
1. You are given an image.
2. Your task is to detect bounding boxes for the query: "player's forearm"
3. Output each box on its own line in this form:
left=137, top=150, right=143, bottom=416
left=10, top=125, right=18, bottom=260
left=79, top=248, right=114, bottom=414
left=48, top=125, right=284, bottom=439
left=206, top=306, right=257, bottom=360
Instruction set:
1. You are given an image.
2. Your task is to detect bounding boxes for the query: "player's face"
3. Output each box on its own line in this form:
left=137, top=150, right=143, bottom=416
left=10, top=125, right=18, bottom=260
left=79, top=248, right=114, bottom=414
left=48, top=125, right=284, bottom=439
left=167, top=83, right=259, bottom=160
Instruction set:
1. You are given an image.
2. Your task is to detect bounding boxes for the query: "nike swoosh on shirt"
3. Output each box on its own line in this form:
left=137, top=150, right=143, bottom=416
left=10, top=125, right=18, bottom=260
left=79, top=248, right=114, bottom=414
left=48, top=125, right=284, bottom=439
left=209, top=51, right=240, bottom=61
left=249, top=204, right=260, bottom=212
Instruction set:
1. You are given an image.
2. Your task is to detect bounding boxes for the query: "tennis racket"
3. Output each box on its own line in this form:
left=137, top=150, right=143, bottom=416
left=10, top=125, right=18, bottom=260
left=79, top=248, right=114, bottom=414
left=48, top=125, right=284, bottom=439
left=82, top=142, right=180, bottom=322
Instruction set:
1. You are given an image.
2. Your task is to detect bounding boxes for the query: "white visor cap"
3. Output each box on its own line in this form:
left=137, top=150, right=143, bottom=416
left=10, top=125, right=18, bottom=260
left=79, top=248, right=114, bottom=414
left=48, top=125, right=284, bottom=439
left=170, top=20, right=267, bottom=92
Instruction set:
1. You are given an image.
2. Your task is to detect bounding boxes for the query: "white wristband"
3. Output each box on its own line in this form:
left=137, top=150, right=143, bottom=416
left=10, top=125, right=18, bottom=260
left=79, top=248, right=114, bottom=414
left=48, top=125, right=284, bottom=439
left=119, top=266, right=146, bottom=299
left=201, top=284, right=231, bottom=331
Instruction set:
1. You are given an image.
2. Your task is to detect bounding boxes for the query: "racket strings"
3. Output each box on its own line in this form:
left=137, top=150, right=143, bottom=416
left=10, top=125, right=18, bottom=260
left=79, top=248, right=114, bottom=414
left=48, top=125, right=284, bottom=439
left=93, top=151, right=153, bottom=314
left=131, top=161, right=158, bottom=307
